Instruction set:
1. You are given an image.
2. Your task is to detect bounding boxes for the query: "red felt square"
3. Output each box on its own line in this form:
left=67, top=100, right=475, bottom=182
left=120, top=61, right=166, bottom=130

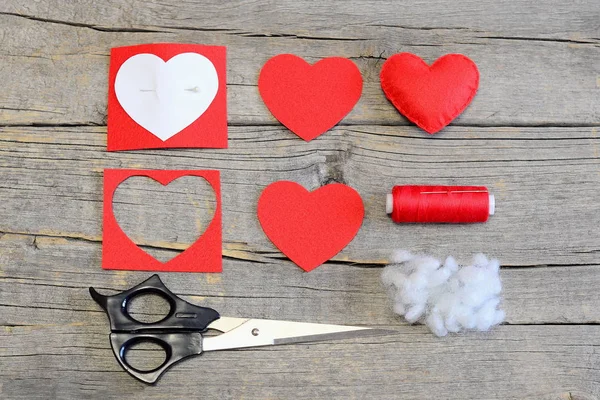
left=107, top=44, right=227, bottom=151
left=102, top=169, right=222, bottom=273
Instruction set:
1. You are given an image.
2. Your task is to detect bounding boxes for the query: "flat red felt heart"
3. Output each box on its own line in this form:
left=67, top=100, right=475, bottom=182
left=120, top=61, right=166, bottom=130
left=257, top=181, right=364, bottom=272
left=380, top=53, right=479, bottom=134
left=258, top=54, right=362, bottom=141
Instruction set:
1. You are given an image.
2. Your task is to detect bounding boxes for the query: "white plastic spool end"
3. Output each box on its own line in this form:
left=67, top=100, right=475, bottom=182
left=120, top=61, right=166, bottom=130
left=386, top=193, right=394, bottom=214
left=489, top=194, right=495, bottom=216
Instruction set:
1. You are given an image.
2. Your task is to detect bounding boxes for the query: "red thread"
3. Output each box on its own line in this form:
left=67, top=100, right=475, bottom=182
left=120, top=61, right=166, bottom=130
left=390, top=185, right=490, bottom=224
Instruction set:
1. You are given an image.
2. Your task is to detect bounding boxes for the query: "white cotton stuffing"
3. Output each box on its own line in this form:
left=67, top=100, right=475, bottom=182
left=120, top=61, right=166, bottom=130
left=381, top=250, right=505, bottom=337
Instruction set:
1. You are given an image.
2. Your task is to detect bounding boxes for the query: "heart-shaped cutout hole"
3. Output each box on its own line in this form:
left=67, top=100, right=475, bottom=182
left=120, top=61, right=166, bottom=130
left=112, top=175, right=216, bottom=262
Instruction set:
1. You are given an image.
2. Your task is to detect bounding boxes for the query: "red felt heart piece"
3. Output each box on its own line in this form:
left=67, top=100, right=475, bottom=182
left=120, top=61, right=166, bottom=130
left=257, top=181, right=364, bottom=272
left=380, top=53, right=479, bottom=134
left=258, top=55, right=363, bottom=141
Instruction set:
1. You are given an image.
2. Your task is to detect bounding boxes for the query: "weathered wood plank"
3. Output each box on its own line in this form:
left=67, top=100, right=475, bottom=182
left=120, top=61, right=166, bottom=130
left=3, top=0, right=599, bottom=39
left=2, top=232, right=600, bottom=398
left=3, top=323, right=600, bottom=400
left=0, top=11, right=598, bottom=126
left=1, top=2, right=599, bottom=398
left=1, top=125, right=599, bottom=266
left=1, top=232, right=599, bottom=326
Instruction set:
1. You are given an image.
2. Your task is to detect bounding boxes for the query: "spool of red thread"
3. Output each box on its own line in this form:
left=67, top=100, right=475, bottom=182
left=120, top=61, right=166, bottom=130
left=386, top=185, right=495, bottom=223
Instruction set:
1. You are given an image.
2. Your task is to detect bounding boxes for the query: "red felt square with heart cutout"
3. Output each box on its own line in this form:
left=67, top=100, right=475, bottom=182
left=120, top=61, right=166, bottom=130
left=102, top=169, right=222, bottom=272
left=380, top=53, right=479, bottom=134
left=107, top=44, right=227, bottom=151
left=258, top=54, right=362, bottom=141
left=257, top=181, right=364, bottom=272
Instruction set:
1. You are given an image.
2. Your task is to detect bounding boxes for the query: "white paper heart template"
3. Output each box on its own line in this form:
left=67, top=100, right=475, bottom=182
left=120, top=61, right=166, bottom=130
left=115, top=53, right=219, bottom=141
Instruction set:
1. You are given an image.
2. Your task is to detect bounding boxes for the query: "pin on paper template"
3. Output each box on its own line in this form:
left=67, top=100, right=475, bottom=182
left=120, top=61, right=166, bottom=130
left=257, top=181, right=364, bottom=272
left=108, top=44, right=227, bottom=151
left=102, top=169, right=222, bottom=273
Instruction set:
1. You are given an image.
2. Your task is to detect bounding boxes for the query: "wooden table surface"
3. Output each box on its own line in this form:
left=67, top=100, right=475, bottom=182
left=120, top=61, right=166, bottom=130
left=1, top=1, right=599, bottom=399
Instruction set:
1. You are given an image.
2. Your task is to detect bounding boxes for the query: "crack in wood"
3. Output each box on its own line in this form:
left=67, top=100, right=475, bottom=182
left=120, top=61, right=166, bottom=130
left=233, top=32, right=370, bottom=41
left=151, top=25, right=236, bottom=33
left=477, top=35, right=600, bottom=46
left=0, top=303, right=103, bottom=313
left=0, top=122, right=104, bottom=128
left=366, top=23, right=481, bottom=32
left=344, top=128, right=600, bottom=141
left=0, top=12, right=373, bottom=42
left=0, top=278, right=115, bottom=292
left=0, top=11, right=171, bottom=33
left=283, top=284, right=378, bottom=294
left=2, top=121, right=599, bottom=129
left=0, top=106, right=64, bottom=114
left=1, top=230, right=599, bottom=270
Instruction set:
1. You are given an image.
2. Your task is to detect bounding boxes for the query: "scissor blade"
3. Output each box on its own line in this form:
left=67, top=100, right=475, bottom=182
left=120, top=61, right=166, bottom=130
left=273, top=328, right=394, bottom=345
left=203, top=318, right=394, bottom=352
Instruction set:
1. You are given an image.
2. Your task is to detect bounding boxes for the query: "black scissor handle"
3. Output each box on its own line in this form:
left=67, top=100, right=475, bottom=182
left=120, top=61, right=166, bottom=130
left=90, top=274, right=220, bottom=332
left=110, top=332, right=203, bottom=384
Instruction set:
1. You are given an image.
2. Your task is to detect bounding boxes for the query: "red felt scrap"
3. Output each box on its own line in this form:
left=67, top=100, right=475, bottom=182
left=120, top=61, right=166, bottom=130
left=102, top=169, right=222, bottom=273
left=257, top=181, right=364, bottom=272
left=258, top=54, right=362, bottom=141
left=380, top=53, right=479, bottom=134
left=107, top=43, right=227, bottom=151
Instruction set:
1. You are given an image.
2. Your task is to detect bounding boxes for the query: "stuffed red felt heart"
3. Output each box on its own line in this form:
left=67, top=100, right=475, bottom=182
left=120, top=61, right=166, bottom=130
left=257, top=181, right=364, bottom=272
left=380, top=53, right=479, bottom=134
left=258, top=54, right=362, bottom=141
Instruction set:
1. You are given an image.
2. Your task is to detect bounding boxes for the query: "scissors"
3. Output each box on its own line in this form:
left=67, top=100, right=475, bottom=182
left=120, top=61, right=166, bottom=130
left=90, top=274, right=394, bottom=384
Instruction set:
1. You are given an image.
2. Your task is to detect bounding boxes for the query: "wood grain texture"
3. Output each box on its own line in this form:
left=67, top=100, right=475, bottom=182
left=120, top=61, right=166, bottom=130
left=0, top=4, right=599, bottom=126
left=2, top=124, right=600, bottom=398
left=1, top=232, right=599, bottom=327
left=1, top=236, right=600, bottom=399
left=1, top=0, right=600, bottom=398
left=1, top=125, right=599, bottom=265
